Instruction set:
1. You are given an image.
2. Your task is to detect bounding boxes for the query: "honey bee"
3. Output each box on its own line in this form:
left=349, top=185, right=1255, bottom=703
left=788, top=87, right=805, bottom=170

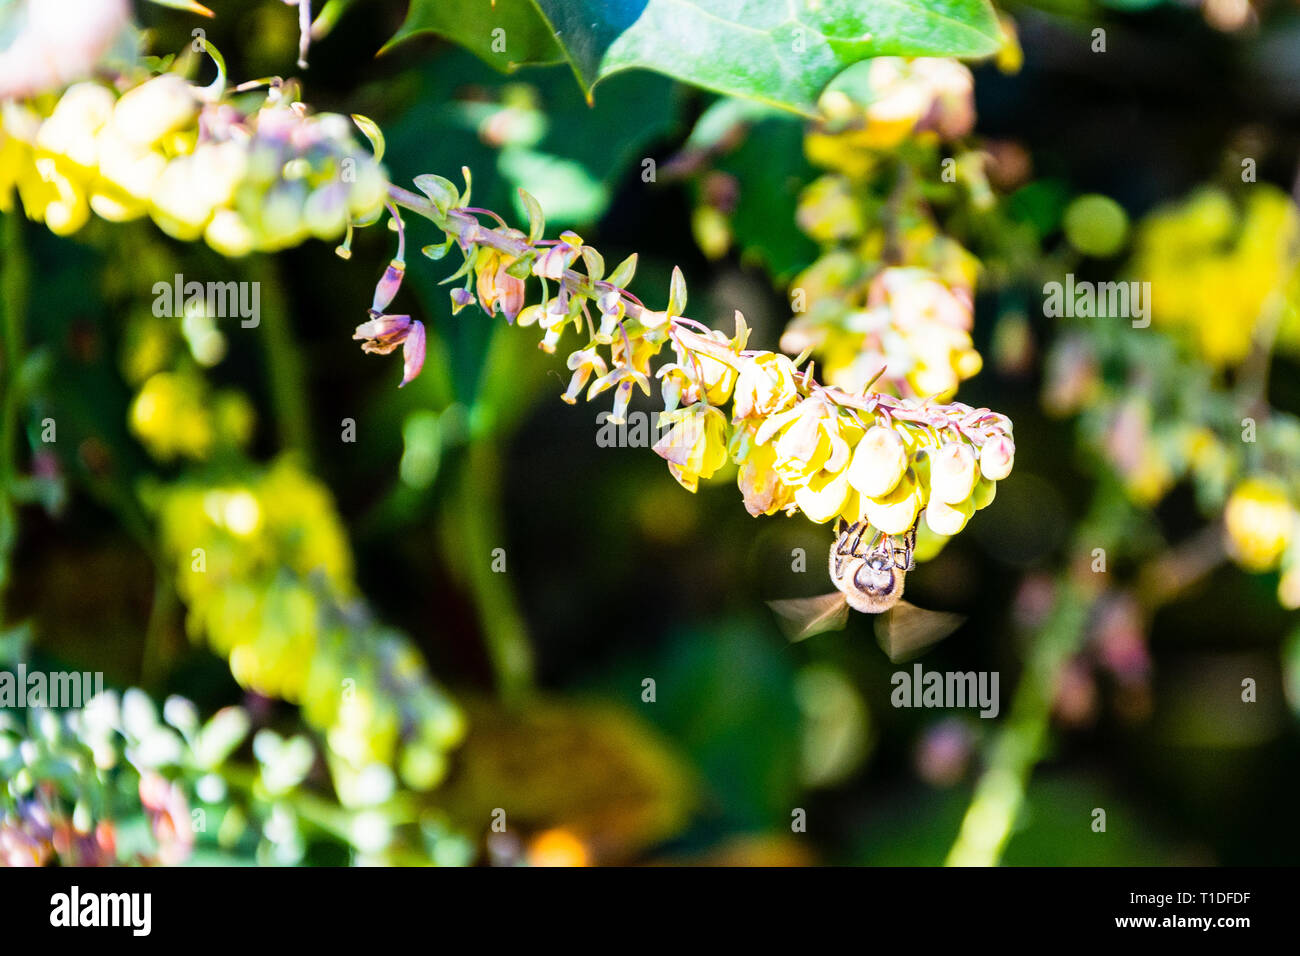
left=828, top=518, right=915, bottom=614
left=767, top=519, right=964, bottom=659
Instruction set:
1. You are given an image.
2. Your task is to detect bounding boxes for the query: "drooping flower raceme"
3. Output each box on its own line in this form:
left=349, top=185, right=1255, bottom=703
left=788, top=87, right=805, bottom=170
left=370, top=173, right=1015, bottom=558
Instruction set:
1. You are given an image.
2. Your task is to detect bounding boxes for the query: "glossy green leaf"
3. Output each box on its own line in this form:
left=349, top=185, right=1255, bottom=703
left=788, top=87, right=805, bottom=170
left=383, top=0, right=565, bottom=69
left=388, top=0, right=1001, bottom=114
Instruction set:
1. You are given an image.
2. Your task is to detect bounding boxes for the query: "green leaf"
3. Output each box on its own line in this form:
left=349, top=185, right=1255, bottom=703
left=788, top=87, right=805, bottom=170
left=383, top=0, right=565, bottom=69
left=667, top=265, right=688, bottom=317
left=607, top=253, right=638, bottom=288
left=530, top=0, right=1002, bottom=114
left=422, top=238, right=453, bottom=260
left=387, top=0, right=1001, bottom=114
left=413, top=173, right=459, bottom=215
left=351, top=113, right=386, bottom=163
left=517, top=186, right=546, bottom=243
left=581, top=246, right=604, bottom=282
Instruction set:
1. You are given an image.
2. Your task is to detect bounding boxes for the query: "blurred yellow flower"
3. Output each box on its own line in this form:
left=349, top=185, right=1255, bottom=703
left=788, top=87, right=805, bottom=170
left=1224, top=477, right=1293, bottom=572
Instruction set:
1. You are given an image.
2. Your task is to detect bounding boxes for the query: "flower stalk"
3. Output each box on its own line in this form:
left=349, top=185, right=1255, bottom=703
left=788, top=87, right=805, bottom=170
left=381, top=180, right=1016, bottom=546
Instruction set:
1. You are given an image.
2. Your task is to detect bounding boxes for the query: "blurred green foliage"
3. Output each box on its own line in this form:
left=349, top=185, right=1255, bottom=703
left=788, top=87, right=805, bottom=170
left=3, top=0, right=1300, bottom=867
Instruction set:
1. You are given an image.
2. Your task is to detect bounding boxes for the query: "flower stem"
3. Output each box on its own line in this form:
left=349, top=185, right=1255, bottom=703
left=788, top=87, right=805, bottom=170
left=248, top=259, right=314, bottom=463
left=944, top=579, right=1091, bottom=866
left=0, top=214, right=30, bottom=622
left=945, top=483, right=1226, bottom=865
left=448, top=439, right=534, bottom=703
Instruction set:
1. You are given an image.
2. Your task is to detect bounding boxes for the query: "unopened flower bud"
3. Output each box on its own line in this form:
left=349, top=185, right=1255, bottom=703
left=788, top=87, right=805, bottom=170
left=863, top=468, right=922, bottom=534
left=449, top=288, right=476, bottom=314
left=371, top=259, right=406, bottom=314
left=979, top=434, right=1015, bottom=481
left=110, top=74, right=199, bottom=149
left=924, top=495, right=975, bottom=536
left=847, top=425, right=908, bottom=498
left=930, top=442, right=979, bottom=505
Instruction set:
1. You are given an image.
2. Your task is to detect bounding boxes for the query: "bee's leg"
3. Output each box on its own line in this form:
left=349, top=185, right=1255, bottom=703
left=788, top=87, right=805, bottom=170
left=848, top=521, right=868, bottom=557
left=893, top=526, right=917, bottom=571
left=832, top=517, right=848, bottom=552
left=832, top=518, right=850, bottom=557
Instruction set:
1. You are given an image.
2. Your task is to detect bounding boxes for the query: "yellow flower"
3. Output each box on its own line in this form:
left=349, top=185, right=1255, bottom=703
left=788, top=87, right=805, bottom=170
left=755, top=396, right=838, bottom=488
left=130, top=371, right=216, bottom=462
left=561, top=347, right=607, bottom=405
left=1133, top=186, right=1300, bottom=367
left=1224, top=478, right=1293, bottom=572
left=929, top=441, right=979, bottom=504
left=794, top=467, right=853, bottom=524
left=16, top=155, right=89, bottom=235
left=732, top=351, right=800, bottom=421
left=107, top=74, right=199, bottom=150
left=661, top=315, right=748, bottom=408
left=36, top=82, right=115, bottom=171
left=923, top=495, right=974, bottom=536
left=475, top=245, right=527, bottom=321
left=795, top=175, right=863, bottom=242
left=730, top=422, right=794, bottom=517
left=653, top=403, right=729, bottom=493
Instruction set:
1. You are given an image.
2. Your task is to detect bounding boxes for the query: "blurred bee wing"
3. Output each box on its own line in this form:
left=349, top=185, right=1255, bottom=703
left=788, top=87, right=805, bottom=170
left=874, top=601, right=965, bottom=662
left=766, top=592, right=850, bottom=643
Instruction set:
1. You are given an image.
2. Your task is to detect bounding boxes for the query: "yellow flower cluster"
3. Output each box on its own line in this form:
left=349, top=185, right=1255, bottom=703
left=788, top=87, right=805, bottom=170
left=780, top=58, right=984, bottom=398
left=729, top=388, right=1011, bottom=541
left=807, top=58, right=976, bottom=174
left=1224, top=477, right=1300, bottom=608
left=151, top=458, right=464, bottom=794
left=0, top=73, right=387, bottom=254
left=1131, top=186, right=1300, bottom=366
left=782, top=260, right=982, bottom=399
left=129, top=369, right=254, bottom=463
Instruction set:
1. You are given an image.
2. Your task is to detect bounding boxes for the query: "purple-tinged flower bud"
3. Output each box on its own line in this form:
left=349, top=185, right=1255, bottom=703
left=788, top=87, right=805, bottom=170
left=371, top=259, right=406, bottom=314
left=400, top=320, right=426, bottom=387
left=450, top=288, right=476, bottom=314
